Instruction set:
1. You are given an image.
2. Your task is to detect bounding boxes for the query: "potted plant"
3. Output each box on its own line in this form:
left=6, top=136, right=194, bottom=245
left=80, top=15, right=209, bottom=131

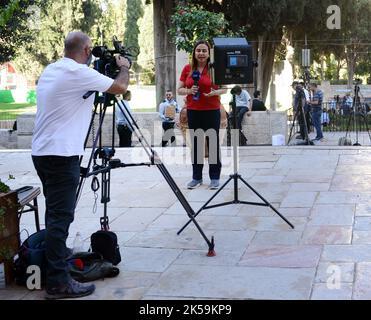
left=0, top=174, right=15, bottom=194
left=0, top=174, right=18, bottom=284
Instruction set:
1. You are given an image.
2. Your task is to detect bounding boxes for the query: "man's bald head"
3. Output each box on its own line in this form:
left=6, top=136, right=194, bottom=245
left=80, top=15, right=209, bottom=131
left=64, top=31, right=91, bottom=55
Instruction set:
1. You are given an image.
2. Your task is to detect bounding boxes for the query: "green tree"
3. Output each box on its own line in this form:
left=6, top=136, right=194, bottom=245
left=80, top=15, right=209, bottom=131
left=97, top=0, right=127, bottom=46
left=186, top=0, right=315, bottom=101
left=137, top=1, right=155, bottom=84
left=13, top=0, right=102, bottom=82
left=169, top=3, right=235, bottom=54
left=0, top=0, right=45, bottom=63
left=124, top=0, right=144, bottom=78
left=341, top=0, right=371, bottom=86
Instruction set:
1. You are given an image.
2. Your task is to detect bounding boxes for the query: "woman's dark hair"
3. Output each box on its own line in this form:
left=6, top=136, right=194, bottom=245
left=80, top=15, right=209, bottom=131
left=191, top=40, right=211, bottom=71
left=254, top=90, right=261, bottom=98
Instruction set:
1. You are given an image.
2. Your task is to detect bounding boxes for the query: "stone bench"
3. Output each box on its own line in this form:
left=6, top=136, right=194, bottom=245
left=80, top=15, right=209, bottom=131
left=12, top=111, right=287, bottom=149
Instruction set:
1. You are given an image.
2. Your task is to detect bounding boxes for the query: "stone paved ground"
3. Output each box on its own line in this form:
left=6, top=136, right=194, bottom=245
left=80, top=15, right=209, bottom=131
left=0, top=145, right=370, bottom=300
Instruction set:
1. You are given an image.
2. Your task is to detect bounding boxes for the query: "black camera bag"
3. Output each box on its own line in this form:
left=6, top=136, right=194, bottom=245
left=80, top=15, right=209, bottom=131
left=90, top=230, right=121, bottom=266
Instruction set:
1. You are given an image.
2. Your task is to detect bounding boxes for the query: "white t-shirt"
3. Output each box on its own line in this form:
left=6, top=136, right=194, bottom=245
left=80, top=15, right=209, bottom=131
left=32, top=58, right=114, bottom=156
left=235, top=90, right=251, bottom=108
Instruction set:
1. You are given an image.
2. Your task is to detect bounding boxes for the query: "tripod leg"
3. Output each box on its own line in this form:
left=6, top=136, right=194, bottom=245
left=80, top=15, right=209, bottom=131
left=301, top=106, right=313, bottom=145
left=287, top=109, right=299, bottom=144
left=238, top=175, right=294, bottom=229
left=156, top=163, right=215, bottom=255
left=177, top=175, right=234, bottom=235
left=365, top=114, right=371, bottom=142
left=345, top=111, right=353, bottom=140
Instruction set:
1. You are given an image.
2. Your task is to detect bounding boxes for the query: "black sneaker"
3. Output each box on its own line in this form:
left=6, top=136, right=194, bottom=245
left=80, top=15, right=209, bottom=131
left=45, top=279, right=95, bottom=300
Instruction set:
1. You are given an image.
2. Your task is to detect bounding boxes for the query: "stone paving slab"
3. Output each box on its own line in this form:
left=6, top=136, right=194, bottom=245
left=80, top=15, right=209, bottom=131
left=353, top=263, right=371, bottom=300
left=122, top=247, right=182, bottom=273
left=352, top=231, right=371, bottom=245
left=239, top=245, right=322, bottom=268
left=251, top=231, right=303, bottom=246
left=281, top=192, right=318, bottom=208
left=356, top=204, right=371, bottom=217
left=354, top=217, right=371, bottom=231
left=308, top=205, right=355, bottom=226
left=173, top=250, right=244, bottom=267
left=322, top=245, right=371, bottom=262
left=302, top=226, right=352, bottom=245
left=146, top=264, right=315, bottom=300
left=315, top=262, right=354, bottom=283
left=311, top=283, right=353, bottom=300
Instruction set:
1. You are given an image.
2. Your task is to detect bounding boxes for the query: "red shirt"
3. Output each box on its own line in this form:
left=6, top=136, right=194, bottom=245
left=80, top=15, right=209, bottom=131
left=180, top=64, right=221, bottom=111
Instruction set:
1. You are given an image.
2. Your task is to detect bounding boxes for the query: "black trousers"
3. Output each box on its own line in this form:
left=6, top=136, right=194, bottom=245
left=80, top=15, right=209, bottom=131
left=117, top=124, right=132, bottom=147
left=298, top=106, right=311, bottom=139
left=230, top=106, right=248, bottom=146
left=32, top=155, right=80, bottom=289
left=187, top=109, right=221, bottom=180
left=161, top=122, right=176, bottom=147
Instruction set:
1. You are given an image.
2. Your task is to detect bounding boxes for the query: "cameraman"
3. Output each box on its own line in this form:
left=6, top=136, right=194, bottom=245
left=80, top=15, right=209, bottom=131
left=293, top=82, right=310, bottom=140
left=31, top=31, right=130, bottom=299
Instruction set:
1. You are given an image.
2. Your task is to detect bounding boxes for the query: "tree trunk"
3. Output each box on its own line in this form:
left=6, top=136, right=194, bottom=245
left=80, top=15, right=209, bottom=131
left=346, top=47, right=355, bottom=89
left=257, top=35, right=264, bottom=92
left=320, top=55, right=325, bottom=81
left=258, top=32, right=279, bottom=105
left=153, top=0, right=176, bottom=111
left=336, top=59, right=341, bottom=81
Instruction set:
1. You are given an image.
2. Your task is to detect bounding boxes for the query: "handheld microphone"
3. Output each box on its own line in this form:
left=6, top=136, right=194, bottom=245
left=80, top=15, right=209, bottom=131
left=191, top=70, right=201, bottom=101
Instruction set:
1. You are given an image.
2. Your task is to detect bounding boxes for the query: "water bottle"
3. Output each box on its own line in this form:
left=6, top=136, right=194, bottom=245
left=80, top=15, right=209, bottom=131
left=72, top=232, right=84, bottom=253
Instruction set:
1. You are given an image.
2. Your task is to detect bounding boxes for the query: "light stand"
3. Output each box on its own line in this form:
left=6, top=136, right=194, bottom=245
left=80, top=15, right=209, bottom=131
left=177, top=88, right=294, bottom=235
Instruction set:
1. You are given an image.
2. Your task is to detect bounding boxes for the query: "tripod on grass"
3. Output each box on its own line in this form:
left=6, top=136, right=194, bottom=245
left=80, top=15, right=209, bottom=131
left=76, top=91, right=217, bottom=256
left=177, top=87, right=294, bottom=236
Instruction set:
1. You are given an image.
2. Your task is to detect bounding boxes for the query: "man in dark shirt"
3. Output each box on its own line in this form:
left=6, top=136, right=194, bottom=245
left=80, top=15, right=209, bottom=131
left=251, top=90, right=267, bottom=111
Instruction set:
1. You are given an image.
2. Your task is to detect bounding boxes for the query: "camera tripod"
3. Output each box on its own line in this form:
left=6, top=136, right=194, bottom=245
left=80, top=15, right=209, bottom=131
left=344, top=83, right=371, bottom=146
left=177, top=88, right=294, bottom=236
left=76, top=91, right=217, bottom=256
left=288, top=87, right=313, bottom=146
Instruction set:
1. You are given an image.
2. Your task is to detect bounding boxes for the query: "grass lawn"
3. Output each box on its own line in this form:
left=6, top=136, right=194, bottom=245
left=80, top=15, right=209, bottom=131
left=0, top=102, right=36, bottom=120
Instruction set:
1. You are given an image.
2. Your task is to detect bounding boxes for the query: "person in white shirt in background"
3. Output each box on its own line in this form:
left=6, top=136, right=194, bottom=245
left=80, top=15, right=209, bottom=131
left=159, top=90, right=180, bottom=147
left=32, top=31, right=130, bottom=299
left=231, top=85, right=251, bottom=146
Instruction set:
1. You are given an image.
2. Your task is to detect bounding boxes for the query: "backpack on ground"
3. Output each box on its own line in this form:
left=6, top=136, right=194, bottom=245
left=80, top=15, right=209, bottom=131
left=14, top=229, right=47, bottom=285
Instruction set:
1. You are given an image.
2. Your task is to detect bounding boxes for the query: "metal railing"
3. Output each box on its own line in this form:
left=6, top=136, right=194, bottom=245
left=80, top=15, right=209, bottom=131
left=0, top=112, right=16, bottom=129
left=287, top=102, right=371, bottom=135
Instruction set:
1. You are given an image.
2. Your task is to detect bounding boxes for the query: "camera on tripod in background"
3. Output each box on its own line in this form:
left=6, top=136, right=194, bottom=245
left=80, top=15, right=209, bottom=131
left=353, top=78, right=362, bottom=86
left=295, top=83, right=305, bottom=98
left=92, top=36, right=138, bottom=78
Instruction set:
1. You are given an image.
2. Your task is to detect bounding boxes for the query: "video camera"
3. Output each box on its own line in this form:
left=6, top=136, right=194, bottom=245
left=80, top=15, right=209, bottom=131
left=210, top=37, right=253, bottom=85
left=92, top=36, right=139, bottom=78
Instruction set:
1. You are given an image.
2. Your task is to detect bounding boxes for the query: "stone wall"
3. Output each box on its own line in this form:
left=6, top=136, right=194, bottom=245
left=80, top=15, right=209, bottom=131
left=12, top=111, right=287, bottom=149
left=0, top=129, right=17, bottom=149
left=242, top=111, right=287, bottom=145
